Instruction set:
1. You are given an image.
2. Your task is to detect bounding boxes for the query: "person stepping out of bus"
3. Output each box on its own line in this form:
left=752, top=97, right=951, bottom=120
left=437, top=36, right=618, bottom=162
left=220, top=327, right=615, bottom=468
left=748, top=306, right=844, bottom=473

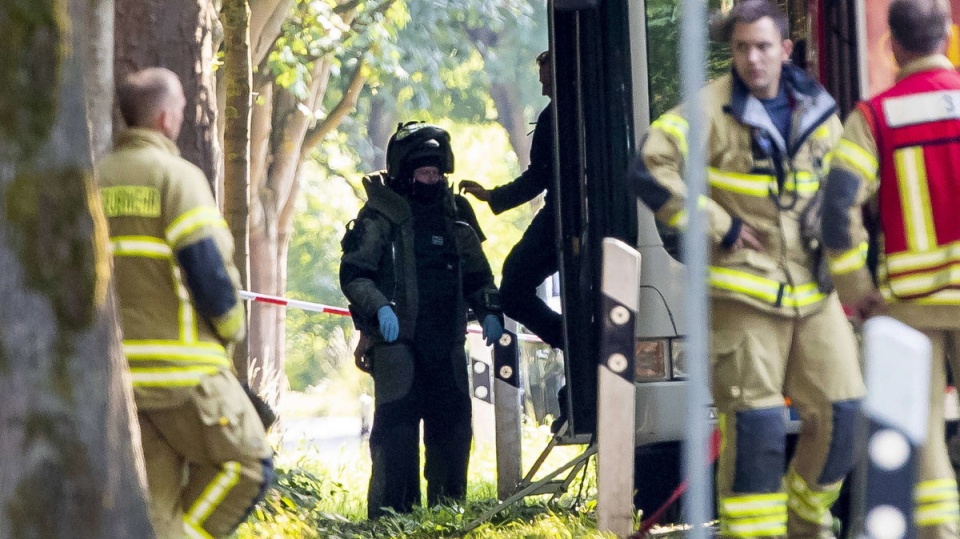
left=459, top=50, right=564, bottom=352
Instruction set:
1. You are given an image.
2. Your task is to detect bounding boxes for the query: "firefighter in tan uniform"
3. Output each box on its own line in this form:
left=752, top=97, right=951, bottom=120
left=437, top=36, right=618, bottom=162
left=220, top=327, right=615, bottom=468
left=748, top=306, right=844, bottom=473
left=99, top=67, right=272, bottom=538
left=820, top=1, right=960, bottom=536
left=631, top=1, right=864, bottom=537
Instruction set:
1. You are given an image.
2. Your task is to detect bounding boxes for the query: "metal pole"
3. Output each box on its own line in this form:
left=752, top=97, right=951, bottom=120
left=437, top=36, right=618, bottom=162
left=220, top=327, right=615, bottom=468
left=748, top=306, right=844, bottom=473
left=679, top=0, right=712, bottom=536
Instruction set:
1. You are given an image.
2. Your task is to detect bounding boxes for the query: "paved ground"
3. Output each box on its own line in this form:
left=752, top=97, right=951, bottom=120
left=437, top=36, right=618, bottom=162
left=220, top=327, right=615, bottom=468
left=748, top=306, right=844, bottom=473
left=280, top=415, right=364, bottom=454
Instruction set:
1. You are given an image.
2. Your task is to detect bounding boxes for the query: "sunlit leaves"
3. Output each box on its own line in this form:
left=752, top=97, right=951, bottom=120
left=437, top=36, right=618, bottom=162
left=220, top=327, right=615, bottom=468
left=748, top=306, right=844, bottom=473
left=267, top=0, right=405, bottom=98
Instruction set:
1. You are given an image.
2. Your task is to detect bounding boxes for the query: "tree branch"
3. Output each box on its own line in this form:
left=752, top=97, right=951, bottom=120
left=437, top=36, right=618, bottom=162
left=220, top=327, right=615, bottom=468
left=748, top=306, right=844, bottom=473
left=299, top=59, right=367, bottom=162
left=253, top=41, right=278, bottom=89
left=333, top=0, right=363, bottom=16
left=251, top=0, right=294, bottom=66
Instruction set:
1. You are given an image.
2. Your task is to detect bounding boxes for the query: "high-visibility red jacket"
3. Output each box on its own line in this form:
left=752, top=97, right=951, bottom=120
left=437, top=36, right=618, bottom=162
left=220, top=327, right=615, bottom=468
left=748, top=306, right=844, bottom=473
left=822, top=55, right=960, bottom=327
left=866, top=67, right=960, bottom=300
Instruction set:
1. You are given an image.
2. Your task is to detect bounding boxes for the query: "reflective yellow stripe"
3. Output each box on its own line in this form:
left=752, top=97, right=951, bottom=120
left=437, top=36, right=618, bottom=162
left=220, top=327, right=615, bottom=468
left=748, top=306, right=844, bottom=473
left=171, top=265, right=198, bottom=343
left=721, top=520, right=788, bottom=537
left=110, top=235, right=172, bottom=258
left=666, top=196, right=709, bottom=230
left=718, top=412, right=728, bottom=454
left=885, top=268, right=960, bottom=298
left=213, top=305, right=244, bottom=341
left=721, top=493, right=788, bottom=517
left=916, top=503, right=960, bottom=526
left=786, top=468, right=842, bottom=524
left=709, top=267, right=826, bottom=308
left=668, top=209, right=687, bottom=228
left=123, top=339, right=228, bottom=352
left=185, top=461, right=242, bottom=531
left=884, top=240, right=960, bottom=299
left=879, top=285, right=960, bottom=304
left=784, top=171, right=820, bottom=195
left=720, top=518, right=788, bottom=538
left=709, top=168, right=774, bottom=197
left=882, top=289, right=960, bottom=304
left=124, top=341, right=228, bottom=361
left=915, top=478, right=960, bottom=526
left=812, top=124, right=831, bottom=140
left=895, top=146, right=937, bottom=252
left=916, top=479, right=959, bottom=502
left=833, top=139, right=879, bottom=180
left=886, top=240, right=960, bottom=274
left=166, top=207, right=227, bottom=247
left=720, top=493, right=788, bottom=538
left=708, top=168, right=818, bottom=197
left=184, top=521, right=214, bottom=539
left=651, top=113, right=689, bottom=156
left=828, top=243, right=868, bottom=275
left=130, top=366, right=220, bottom=386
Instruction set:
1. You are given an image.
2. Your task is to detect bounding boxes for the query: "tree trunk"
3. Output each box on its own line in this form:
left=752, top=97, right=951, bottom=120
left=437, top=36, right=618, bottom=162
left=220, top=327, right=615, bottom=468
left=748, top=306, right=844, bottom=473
left=115, top=0, right=222, bottom=193
left=242, top=1, right=386, bottom=401
left=490, top=81, right=533, bottom=171
left=221, top=0, right=253, bottom=382
left=365, top=94, right=396, bottom=171
left=0, top=1, right=153, bottom=536
left=248, top=82, right=312, bottom=400
left=83, top=0, right=115, bottom=159
left=247, top=56, right=368, bottom=400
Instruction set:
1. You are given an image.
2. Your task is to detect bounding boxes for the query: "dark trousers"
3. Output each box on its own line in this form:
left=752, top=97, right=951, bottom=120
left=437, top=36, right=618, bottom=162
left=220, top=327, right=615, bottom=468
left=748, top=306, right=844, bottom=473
left=367, top=339, right=472, bottom=519
left=500, top=210, right=563, bottom=348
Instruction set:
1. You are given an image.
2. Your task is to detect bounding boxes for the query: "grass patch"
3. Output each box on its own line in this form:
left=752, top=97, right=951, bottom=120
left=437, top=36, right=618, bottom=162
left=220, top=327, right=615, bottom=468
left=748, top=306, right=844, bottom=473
left=235, top=422, right=649, bottom=538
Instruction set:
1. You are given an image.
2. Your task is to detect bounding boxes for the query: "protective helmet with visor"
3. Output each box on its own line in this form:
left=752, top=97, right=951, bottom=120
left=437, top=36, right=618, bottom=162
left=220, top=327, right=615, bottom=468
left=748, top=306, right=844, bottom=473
left=386, top=122, right=454, bottom=181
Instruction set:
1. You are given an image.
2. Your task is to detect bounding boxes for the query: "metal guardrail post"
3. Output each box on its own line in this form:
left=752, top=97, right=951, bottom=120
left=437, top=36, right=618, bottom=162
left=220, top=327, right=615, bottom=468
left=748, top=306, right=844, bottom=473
left=860, top=316, right=932, bottom=539
left=597, top=238, right=641, bottom=537
left=494, top=324, right=523, bottom=500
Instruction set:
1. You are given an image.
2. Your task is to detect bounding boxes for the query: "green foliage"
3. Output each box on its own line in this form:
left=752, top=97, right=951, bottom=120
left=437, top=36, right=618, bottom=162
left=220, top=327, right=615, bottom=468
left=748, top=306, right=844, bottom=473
left=268, top=0, right=406, bottom=99
left=236, top=424, right=629, bottom=539
left=325, top=0, right=548, bottom=172
left=645, top=0, right=732, bottom=120
left=386, top=0, right=546, bottom=121
left=284, top=161, right=361, bottom=390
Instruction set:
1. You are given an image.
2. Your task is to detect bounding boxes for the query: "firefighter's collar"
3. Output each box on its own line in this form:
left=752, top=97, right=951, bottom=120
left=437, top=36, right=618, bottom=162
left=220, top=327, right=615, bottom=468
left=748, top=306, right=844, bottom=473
left=896, top=54, right=954, bottom=82
left=114, top=128, right=180, bottom=156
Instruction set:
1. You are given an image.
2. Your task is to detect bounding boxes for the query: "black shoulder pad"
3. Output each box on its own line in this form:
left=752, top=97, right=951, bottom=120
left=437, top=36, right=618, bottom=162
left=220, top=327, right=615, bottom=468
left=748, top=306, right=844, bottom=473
left=341, top=217, right=366, bottom=253
left=453, top=194, right=486, bottom=242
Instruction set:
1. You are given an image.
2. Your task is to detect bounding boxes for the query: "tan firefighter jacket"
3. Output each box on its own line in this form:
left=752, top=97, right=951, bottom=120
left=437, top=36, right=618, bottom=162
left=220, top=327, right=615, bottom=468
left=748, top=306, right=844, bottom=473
left=98, top=128, right=245, bottom=402
left=634, top=65, right=841, bottom=317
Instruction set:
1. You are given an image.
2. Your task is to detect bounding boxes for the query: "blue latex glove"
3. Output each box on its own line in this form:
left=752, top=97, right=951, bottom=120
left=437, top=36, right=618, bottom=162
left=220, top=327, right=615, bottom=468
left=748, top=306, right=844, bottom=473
left=482, top=314, right=504, bottom=346
left=377, top=305, right=399, bottom=342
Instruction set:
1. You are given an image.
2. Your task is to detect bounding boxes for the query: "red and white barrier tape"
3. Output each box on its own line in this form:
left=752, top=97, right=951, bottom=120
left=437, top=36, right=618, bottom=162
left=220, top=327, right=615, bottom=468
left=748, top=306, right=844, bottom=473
left=239, top=290, right=351, bottom=317
left=239, top=290, right=544, bottom=343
